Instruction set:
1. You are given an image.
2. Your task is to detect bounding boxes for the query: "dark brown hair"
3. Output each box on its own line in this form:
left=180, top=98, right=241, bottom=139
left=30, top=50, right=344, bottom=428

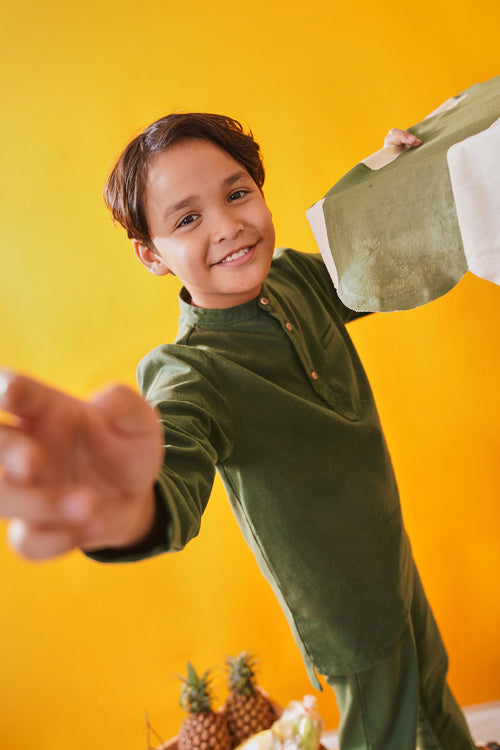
left=103, top=113, right=265, bottom=252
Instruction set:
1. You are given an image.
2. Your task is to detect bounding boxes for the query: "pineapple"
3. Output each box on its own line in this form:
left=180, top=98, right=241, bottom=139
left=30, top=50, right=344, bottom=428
left=178, top=662, right=232, bottom=750
left=223, top=652, right=277, bottom=747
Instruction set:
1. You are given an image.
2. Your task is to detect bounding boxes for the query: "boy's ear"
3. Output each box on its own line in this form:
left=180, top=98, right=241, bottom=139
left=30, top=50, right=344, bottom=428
left=132, top=240, right=170, bottom=276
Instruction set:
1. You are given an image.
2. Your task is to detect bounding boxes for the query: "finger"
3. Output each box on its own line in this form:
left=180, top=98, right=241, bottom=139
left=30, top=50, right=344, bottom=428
left=384, top=127, right=403, bottom=145
left=0, top=424, right=43, bottom=481
left=91, top=383, right=161, bottom=437
left=0, top=481, right=94, bottom=524
left=400, top=132, right=422, bottom=146
left=7, top=518, right=96, bottom=560
left=0, top=370, right=73, bottom=423
left=384, top=128, right=422, bottom=148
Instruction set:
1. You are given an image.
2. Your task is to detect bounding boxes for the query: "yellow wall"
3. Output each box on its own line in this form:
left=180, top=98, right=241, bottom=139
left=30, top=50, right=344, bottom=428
left=1, top=1, right=499, bottom=747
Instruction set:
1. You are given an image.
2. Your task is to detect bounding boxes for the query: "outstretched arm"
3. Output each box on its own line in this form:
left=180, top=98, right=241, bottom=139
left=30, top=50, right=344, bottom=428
left=0, top=371, right=164, bottom=560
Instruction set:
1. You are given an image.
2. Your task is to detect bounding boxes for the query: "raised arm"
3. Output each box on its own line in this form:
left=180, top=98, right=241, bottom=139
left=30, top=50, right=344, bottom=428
left=0, top=371, right=164, bottom=559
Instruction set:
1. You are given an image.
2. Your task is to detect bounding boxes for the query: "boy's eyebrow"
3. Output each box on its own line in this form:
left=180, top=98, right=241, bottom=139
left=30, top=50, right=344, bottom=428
left=165, top=171, right=249, bottom=218
left=222, top=171, right=249, bottom=187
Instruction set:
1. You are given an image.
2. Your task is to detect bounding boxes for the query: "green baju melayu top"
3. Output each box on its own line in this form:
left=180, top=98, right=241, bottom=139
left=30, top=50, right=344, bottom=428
left=90, top=248, right=414, bottom=683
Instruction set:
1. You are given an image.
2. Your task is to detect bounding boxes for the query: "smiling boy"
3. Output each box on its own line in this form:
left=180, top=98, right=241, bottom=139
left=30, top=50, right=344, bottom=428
left=0, top=113, right=482, bottom=750
left=132, top=138, right=276, bottom=308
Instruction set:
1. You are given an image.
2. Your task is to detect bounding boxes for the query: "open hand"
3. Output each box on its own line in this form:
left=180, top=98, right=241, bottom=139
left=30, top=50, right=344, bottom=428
left=0, top=371, right=164, bottom=560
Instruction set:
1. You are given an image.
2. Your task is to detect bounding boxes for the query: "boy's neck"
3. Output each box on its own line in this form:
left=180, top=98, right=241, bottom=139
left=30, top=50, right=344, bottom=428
left=181, top=286, right=263, bottom=310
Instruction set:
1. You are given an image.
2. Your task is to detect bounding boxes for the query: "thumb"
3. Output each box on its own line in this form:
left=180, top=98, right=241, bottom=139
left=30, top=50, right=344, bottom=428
left=90, top=384, right=160, bottom=437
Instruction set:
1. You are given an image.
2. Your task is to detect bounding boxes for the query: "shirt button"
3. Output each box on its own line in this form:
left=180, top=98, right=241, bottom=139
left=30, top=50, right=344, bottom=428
left=285, top=322, right=293, bottom=332
left=260, top=296, right=269, bottom=305
left=311, top=371, right=319, bottom=380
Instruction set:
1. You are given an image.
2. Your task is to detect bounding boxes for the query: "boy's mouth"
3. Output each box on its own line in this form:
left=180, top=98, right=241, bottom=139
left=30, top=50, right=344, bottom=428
left=215, top=245, right=255, bottom=265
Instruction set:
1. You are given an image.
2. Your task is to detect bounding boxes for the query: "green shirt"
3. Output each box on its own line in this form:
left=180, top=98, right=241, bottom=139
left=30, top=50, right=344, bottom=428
left=91, top=248, right=413, bottom=683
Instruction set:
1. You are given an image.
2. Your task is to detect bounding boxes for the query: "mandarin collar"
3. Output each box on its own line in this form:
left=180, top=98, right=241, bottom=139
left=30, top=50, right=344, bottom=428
left=177, top=285, right=273, bottom=328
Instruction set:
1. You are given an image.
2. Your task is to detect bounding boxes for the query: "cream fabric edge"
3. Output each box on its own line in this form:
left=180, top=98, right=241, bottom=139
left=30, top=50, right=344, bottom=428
left=305, top=197, right=340, bottom=289
left=447, top=116, right=500, bottom=285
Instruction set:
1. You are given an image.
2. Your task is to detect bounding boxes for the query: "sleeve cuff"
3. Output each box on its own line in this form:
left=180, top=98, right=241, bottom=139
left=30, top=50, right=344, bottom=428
left=82, top=485, right=170, bottom=564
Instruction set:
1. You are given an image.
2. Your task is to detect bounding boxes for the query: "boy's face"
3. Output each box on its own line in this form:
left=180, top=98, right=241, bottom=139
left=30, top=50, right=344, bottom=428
left=134, top=138, right=276, bottom=309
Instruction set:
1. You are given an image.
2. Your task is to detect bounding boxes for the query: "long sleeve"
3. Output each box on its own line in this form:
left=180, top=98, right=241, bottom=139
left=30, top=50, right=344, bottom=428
left=85, top=344, right=235, bottom=563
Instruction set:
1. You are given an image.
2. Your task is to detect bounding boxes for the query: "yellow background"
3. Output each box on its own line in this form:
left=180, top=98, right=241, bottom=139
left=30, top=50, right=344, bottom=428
left=1, top=1, right=499, bottom=748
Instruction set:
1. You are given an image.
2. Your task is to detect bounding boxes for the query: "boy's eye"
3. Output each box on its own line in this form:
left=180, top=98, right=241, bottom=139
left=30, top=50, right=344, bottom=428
left=177, top=214, right=198, bottom=228
left=228, top=189, right=247, bottom=202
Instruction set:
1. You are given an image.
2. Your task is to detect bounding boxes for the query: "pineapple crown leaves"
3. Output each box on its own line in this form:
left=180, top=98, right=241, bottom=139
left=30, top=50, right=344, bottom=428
left=225, top=651, right=260, bottom=697
left=179, top=662, right=215, bottom=715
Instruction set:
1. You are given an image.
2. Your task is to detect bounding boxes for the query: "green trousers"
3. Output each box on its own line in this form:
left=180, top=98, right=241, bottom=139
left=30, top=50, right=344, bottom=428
left=325, top=568, right=476, bottom=750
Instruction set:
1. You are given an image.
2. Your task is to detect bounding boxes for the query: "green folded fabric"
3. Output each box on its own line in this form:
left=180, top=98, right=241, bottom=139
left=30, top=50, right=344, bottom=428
left=306, top=76, right=500, bottom=311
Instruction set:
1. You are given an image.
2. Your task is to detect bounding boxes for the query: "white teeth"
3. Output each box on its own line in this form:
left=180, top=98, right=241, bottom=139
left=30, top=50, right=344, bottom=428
left=220, top=247, right=250, bottom=263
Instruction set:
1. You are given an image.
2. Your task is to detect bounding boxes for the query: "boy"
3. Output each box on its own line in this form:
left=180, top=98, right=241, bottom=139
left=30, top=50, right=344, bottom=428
left=0, top=114, right=481, bottom=750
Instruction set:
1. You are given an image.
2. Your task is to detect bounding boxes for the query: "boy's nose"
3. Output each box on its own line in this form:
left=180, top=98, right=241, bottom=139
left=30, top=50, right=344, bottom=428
left=212, top=210, right=245, bottom=243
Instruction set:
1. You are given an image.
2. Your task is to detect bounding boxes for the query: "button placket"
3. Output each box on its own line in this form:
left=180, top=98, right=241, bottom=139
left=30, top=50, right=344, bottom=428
left=260, top=294, right=320, bottom=390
